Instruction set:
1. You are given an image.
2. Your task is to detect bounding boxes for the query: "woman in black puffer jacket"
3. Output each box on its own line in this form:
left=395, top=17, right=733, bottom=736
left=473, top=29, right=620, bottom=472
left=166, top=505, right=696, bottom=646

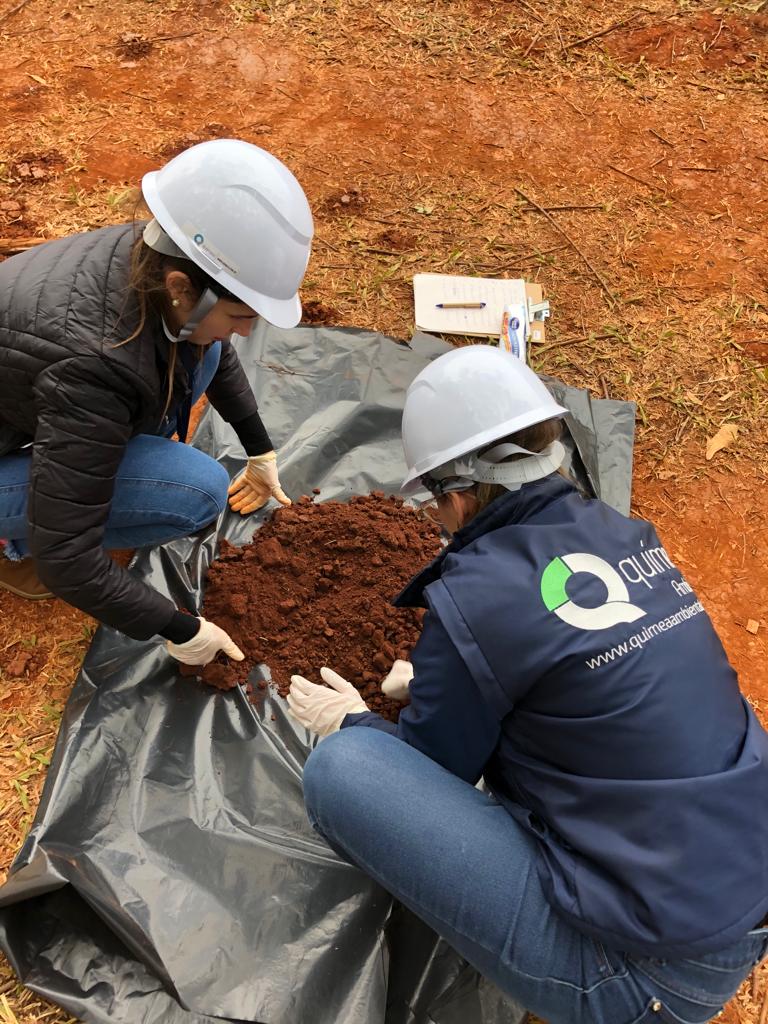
left=0, top=138, right=313, bottom=667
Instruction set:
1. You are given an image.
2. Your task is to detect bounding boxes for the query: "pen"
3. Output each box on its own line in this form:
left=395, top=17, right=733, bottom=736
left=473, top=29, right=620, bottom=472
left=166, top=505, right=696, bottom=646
left=436, top=301, right=486, bottom=309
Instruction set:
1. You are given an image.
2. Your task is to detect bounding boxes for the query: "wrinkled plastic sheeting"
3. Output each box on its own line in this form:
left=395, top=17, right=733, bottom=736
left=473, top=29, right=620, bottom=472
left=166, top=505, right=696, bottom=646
left=0, top=323, right=636, bottom=1024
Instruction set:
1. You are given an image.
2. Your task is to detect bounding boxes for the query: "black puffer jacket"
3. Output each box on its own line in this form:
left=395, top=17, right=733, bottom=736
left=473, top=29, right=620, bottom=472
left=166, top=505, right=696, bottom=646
left=0, top=224, right=261, bottom=639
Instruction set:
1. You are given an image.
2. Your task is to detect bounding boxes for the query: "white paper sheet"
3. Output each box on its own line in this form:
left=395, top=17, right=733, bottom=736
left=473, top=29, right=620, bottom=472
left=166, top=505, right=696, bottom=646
left=413, top=273, right=528, bottom=336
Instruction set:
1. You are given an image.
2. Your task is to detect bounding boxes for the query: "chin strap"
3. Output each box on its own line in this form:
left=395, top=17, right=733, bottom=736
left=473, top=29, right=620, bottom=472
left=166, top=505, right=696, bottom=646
left=175, top=288, right=219, bottom=342
left=428, top=440, right=566, bottom=495
left=145, top=219, right=221, bottom=344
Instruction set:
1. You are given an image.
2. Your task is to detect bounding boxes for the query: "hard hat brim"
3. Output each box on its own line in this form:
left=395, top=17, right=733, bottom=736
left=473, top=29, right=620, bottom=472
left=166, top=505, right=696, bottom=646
left=233, top=284, right=303, bottom=330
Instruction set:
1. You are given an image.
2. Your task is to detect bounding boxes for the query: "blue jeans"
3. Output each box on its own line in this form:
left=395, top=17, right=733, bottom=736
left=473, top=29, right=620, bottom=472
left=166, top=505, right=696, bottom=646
left=303, top=729, right=768, bottom=1024
left=0, top=343, right=228, bottom=556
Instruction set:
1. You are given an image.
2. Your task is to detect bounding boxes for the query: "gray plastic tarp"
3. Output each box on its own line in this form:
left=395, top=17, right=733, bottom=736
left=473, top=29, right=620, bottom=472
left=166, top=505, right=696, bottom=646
left=0, top=324, right=635, bottom=1024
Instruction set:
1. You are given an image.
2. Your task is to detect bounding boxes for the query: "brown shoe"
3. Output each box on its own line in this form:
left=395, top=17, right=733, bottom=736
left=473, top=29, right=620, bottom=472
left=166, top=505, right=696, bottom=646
left=0, top=557, right=54, bottom=600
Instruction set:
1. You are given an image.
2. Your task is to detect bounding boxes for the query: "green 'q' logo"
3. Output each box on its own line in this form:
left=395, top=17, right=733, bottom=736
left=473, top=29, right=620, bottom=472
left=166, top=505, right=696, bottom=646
left=540, top=553, right=646, bottom=630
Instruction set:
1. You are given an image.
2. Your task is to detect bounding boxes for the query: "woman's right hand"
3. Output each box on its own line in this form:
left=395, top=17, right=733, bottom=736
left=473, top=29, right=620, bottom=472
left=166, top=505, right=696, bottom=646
left=166, top=617, right=244, bottom=665
left=381, top=659, right=414, bottom=702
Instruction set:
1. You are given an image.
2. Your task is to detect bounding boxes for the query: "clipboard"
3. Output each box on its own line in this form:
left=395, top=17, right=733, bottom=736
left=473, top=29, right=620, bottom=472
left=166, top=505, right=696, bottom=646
left=413, top=274, right=546, bottom=348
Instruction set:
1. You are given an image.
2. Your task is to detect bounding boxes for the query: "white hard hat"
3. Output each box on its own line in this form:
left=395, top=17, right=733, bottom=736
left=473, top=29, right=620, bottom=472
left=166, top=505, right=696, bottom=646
left=142, top=139, right=313, bottom=329
left=400, top=345, right=568, bottom=495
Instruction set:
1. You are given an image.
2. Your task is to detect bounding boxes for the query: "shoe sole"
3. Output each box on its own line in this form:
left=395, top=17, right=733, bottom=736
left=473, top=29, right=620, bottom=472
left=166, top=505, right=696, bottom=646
left=0, top=580, right=54, bottom=600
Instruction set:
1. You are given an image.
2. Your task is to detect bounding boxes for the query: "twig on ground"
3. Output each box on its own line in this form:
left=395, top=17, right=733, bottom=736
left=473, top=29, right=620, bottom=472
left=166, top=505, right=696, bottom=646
left=0, top=0, right=34, bottom=25
left=555, top=22, right=568, bottom=58
left=521, top=203, right=603, bottom=213
left=686, top=78, right=758, bottom=94
left=514, top=0, right=545, bottom=24
left=0, top=236, right=48, bottom=255
left=649, top=127, right=674, bottom=146
left=607, top=163, right=658, bottom=191
left=314, top=236, right=340, bottom=252
left=514, top=186, right=616, bottom=302
left=559, top=94, right=589, bottom=119
left=521, top=32, right=542, bottom=58
left=150, top=30, right=199, bottom=43
left=717, top=484, right=735, bottom=515
left=564, top=11, right=643, bottom=51
left=703, top=19, right=724, bottom=53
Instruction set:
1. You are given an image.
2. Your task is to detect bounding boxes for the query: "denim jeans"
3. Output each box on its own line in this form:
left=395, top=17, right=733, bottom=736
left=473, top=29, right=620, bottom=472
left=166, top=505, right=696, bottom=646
left=0, top=342, right=228, bottom=556
left=303, top=728, right=768, bottom=1024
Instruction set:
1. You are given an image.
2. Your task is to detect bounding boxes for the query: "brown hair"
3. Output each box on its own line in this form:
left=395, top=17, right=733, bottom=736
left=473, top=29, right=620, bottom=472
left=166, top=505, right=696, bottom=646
left=120, top=238, right=221, bottom=420
left=473, top=417, right=564, bottom=514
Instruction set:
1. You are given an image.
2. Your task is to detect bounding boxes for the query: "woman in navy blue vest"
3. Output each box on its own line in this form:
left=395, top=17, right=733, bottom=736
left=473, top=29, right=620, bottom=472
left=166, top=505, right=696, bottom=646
left=289, top=345, right=768, bottom=1024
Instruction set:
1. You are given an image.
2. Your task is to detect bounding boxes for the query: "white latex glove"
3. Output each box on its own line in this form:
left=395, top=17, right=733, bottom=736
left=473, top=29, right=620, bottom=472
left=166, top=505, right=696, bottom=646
left=288, top=667, right=368, bottom=736
left=228, top=451, right=291, bottom=514
left=381, top=659, right=414, bottom=702
left=166, top=616, right=245, bottom=666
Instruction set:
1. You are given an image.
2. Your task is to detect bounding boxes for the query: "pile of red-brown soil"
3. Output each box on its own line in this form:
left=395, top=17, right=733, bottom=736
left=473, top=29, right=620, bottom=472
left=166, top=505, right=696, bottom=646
left=189, top=492, right=443, bottom=721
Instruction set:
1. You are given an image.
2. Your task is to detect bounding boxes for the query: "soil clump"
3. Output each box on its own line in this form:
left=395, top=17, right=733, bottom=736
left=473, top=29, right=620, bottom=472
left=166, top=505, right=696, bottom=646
left=300, top=299, right=341, bottom=325
left=190, top=493, right=443, bottom=721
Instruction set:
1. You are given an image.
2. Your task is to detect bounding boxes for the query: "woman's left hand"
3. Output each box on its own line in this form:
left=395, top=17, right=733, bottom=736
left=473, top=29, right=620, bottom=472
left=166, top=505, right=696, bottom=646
left=228, top=451, right=291, bottom=514
left=288, top=667, right=369, bottom=736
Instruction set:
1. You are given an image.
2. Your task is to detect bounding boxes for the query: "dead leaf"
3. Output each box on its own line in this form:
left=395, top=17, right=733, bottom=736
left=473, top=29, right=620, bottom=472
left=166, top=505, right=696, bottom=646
left=705, top=423, right=739, bottom=460
left=746, top=619, right=760, bottom=635
left=5, top=650, right=32, bottom=677
left=27, top=73, right=49, bottom=86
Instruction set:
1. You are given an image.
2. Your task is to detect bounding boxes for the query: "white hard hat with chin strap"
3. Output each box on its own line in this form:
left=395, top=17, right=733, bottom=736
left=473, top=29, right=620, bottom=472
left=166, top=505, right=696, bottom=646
left=401, top=345, right=568, bottom=496
left=141, top=138, right=314, bottom=330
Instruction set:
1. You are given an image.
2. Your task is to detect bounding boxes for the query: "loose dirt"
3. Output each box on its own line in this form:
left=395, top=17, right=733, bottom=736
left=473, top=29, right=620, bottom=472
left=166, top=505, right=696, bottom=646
left=189, top=493, right=442, bottom=721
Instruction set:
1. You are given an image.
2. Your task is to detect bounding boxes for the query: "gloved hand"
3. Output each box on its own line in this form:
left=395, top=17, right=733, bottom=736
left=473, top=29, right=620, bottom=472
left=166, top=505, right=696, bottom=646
left=166, top=616, right=245, bottom=666
left=228, top=452, right=291, bottom=514
left=288, top=667, right=368, bottom=736
left=381, top=659, right=414, bottom=701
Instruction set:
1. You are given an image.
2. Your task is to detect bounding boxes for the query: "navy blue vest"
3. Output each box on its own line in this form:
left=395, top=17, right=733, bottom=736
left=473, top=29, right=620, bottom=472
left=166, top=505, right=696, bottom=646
left=397, top=476, right=768, bottom=956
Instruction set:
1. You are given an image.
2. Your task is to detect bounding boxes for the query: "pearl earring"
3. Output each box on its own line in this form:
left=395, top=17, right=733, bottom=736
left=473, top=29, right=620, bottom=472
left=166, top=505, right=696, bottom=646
left=172, top=298, right=180, bottom=307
